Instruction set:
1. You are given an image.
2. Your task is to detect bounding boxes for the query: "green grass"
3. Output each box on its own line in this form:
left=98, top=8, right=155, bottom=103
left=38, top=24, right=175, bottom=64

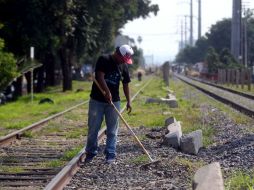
left=130, top=154, right=150, bottom=165
left=22, top=131, right=34, bottom=138
left=122, top=77, right=216, bottom=147
left=0, top=166, right=24, bottom=173
left=226, top=170, right=254, bottom=190
left=42, top=160, right=66, bottom=168
left=174, top=157, right=204, bottom=173
left=62, top=146, right=83, bottom=161
left=65, top=127, right=87, bottom=139
left=0, top=77, right=149, bottom=137
left=0, top=80, right=91, bottom=136
left=37, top=146, right=84, bottom=168
left=39, top=122, right=63, bottom=134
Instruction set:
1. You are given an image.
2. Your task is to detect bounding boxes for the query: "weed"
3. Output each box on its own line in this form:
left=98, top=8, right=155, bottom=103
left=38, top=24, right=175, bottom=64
left=22, top=131, right=33, bottom=138
left=174, top=157, right=205, bottom=174
left=226, top=170, right=254, bottom=190
left=130, top=154, right=149, bottom=165
left=43, top=160, right=66, bottom=168
left=62, top=146, right=83, bottom=161
left=0, top=166, right=24, bottom=173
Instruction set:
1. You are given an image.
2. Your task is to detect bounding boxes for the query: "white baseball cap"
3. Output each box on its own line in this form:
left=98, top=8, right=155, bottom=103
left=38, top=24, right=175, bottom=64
left=118, top=44, right=134, bottom=64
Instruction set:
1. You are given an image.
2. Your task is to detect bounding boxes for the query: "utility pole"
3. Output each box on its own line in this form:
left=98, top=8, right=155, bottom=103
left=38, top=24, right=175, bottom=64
left=184, top=15, right=188, bottom=46
left=244, top=15, right=247, bottom=67
left=231, top=0, right=242, bottom=63
left=180, top=19, right=184, bottom=49
left=190, top=0, right=193, bottom=46
left=198, top=0, right=201, bottom=39
left=242, top=3, right=249, bottom=68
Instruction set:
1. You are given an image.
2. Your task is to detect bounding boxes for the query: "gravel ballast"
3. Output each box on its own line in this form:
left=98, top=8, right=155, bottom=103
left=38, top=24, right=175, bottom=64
left=64, top=104, right=253, bottom=190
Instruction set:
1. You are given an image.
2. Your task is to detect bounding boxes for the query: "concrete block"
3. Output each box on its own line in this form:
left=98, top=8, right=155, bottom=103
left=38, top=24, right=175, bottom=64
left=180, top=130, right=203, bottom=155
left=166, top=93, right=175, bottom=99
left=146, top=97, right=178, bottom=108
left=145, top=98, right=160, bottom=104
left=193, top=162, right=224, bottom=190
left=160, top=98, right=178, bottom=108
left=163, top=121, right=182, bottom=148
left=164, top=117, right=176, bottom=127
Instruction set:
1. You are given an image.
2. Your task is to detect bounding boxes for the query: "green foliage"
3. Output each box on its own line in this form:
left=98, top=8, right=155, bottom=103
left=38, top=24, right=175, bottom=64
left=0, top=0, right=159, bottom=91
left=205, top=47, right=223, bottom=73
left=175, top=15, right=254, bottom=68
left=206, top=19, right=231, bottom=53
left=219, top=48, right=243, bottom=69
left=0, top=36, right=17, bottom=92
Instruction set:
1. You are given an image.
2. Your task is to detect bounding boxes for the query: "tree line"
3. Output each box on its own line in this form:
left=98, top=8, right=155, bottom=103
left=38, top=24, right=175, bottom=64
left=0, top=0, right=159, bottom=95
left=175, top=11, right=254, bottom=74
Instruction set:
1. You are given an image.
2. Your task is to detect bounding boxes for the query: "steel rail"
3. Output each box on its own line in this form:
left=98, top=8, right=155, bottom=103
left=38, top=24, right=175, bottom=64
left=175, top=74, right=254, bottom=117
left=0, top=101, right=89, bottom=146
left=188, top=76, right=254, bottom=100
left=44, top=77, right=153, bottom=190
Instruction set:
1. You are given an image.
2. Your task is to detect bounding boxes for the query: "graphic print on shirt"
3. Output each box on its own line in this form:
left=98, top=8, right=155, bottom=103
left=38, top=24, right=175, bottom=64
left=105, top=71, right=121, bottom=86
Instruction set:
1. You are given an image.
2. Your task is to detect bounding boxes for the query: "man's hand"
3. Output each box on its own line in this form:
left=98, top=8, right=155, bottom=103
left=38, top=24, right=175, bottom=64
left=126, top=101, right=132, bottom=114
left=105, top=91, right=112, bottom=103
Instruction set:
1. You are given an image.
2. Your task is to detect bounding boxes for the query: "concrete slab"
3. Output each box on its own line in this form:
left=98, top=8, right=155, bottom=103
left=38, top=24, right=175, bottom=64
left=193, top=162, right=224, bottom=190
left=180, top=130, right=203, bottom=155
left=163, top=121, right=182, bottom=148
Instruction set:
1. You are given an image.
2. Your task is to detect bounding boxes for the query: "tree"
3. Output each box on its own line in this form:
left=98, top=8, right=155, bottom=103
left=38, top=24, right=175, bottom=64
left=0, top=31, right=17, bottom=92
left=219, top=48, right=243, bottom=69
left=205, top=47, right=222, bottom=73
left=205, top=19, right=231, bottom=53
left=0, top=0, right=159, bottom=92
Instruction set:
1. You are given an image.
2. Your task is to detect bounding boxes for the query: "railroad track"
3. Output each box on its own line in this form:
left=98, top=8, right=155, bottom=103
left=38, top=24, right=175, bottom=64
left=188, top=76, right=254, bottom=100
left=175, top=74, right=254, bottom=117
left=0, top=78, right=152, bottom=190
left=45, top=78, right=153, bottom=190
left=0, top=103, right=89, bottom=190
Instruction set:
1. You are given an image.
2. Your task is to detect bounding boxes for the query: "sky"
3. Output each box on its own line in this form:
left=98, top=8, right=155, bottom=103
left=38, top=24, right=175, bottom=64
left=121, top=0, right=254, bottom=65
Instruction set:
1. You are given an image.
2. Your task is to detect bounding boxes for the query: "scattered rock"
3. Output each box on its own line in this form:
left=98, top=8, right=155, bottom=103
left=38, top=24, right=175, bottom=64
left=180, top=130, right=203, bottom=155
left=146, top=132, right=162, bottom=139
left=163, top=121, right=182, bottom=148
left=164, top=117, right=176, bottom=127
left=160, top=98, right=178, bottom=108
left=145, top=98, right=160, bottom=104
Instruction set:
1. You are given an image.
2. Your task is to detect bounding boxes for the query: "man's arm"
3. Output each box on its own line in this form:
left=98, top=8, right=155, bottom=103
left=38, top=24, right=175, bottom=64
left=123, top=83, right=132, bottom=113
left=97, top=71, right=112, bottom=103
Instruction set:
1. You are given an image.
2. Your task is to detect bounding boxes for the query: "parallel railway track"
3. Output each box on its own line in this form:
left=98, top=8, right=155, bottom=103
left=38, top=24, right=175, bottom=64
left=175, top=74, right=254, bottom=117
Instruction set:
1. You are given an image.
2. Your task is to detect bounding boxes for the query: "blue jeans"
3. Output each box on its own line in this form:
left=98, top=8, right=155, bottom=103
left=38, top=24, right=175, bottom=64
left=85, top=99, right=120, bottom=158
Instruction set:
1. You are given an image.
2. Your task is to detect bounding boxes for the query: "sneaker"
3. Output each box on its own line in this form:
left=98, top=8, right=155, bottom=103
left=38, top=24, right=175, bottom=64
left=105, top=158, right=116, bottom=164
left=84, top=153, right=96, bottom=163
left=105, top=154, right=116, bottom=164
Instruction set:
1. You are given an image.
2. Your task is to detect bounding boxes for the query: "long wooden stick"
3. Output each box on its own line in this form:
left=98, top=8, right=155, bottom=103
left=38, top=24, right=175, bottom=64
left=92, top=76, right=154, bottom=162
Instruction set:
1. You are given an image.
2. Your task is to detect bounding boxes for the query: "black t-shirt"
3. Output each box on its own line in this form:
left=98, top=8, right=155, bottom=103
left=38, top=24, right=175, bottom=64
left=90, top=55, right=131, bottom=102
